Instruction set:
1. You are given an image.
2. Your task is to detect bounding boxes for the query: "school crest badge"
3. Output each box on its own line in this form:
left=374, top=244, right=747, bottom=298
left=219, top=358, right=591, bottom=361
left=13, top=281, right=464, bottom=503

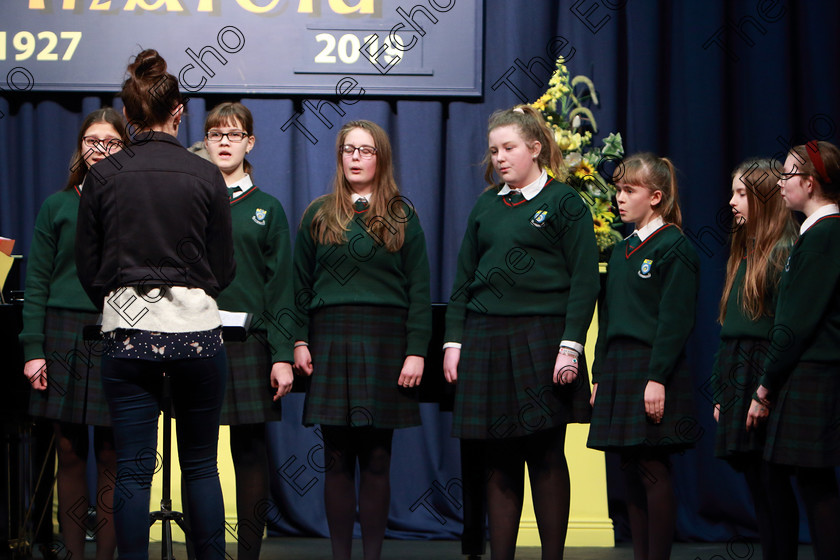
left=529, top=210, right=549, bottom=228
left=252, top=208, right=267, bottom=226
left=638, top=258, right=653, bottom=279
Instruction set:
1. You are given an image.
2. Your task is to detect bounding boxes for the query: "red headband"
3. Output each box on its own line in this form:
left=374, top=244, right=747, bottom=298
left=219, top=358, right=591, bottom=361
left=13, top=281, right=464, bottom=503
left=806, top=140, right=832, bottom=184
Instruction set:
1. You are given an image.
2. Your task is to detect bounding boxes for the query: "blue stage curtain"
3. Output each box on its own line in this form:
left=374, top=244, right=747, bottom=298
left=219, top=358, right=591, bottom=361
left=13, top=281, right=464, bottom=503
left=2, top=0, right=839, bottom=544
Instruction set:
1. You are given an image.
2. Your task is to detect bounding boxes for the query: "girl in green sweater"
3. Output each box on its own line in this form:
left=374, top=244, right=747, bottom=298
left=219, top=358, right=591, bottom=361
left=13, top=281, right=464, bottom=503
left=20, top=107, right=126, bottom=560
left=713, top=159, right=798, bottom=560
left=747, top=141, right=840, bottom=560
left=293, top=120, right=431, bottom=560
left=587, top=153, right=699, bottom=560
left=444, top=105, right=599, bottom=560
left=203, top=101, right=294, bottom=560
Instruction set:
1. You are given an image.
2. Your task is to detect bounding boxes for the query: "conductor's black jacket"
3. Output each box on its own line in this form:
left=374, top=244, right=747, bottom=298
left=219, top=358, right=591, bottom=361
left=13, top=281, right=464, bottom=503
left=75, top=131, right=235, bottom=310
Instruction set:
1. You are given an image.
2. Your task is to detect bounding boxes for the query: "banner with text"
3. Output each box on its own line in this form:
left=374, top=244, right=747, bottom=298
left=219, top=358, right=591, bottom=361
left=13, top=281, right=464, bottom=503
left=2, top=0, right=483, bottom=97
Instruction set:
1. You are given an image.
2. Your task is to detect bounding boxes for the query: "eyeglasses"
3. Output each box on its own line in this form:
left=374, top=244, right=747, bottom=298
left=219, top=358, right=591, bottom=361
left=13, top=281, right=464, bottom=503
left=205, top=130, right=249, bottom=143
left=83, top=136, right=123, bottom=153
left=340, top=144, right=377, bottom=159
left=778, top=172, right=809, bottom=181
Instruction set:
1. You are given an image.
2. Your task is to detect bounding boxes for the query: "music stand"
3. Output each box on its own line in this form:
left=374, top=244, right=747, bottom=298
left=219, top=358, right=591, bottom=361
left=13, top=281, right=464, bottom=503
left=149, top=372, right=189, bottom=560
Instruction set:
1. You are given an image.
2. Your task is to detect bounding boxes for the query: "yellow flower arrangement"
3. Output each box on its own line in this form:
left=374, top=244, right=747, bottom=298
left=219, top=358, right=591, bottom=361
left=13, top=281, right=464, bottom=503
left=531, top=57, right=625, bottom=260
left=574, top=159, right=595, bottom=180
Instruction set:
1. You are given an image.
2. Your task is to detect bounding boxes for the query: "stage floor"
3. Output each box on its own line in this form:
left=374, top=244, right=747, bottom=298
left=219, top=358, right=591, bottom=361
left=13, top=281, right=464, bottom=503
left=70, top=537, right=816, bottom=559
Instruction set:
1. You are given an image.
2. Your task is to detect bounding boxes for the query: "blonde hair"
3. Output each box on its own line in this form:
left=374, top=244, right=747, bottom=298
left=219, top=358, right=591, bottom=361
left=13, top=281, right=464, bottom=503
left=307, top=120, right=407, bottom=252
left=614, top=152, right=682, bottom=227
left=483, top=105, right=567, bottom=186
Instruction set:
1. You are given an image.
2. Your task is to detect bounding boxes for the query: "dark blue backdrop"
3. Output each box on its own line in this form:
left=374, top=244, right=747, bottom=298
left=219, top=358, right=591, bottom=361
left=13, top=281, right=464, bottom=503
left=2, top=0, right=839, bottom=546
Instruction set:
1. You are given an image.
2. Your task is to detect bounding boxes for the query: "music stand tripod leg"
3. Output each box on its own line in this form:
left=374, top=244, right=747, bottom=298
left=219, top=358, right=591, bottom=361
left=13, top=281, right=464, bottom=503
left=148, top=373, right=189, bottom=560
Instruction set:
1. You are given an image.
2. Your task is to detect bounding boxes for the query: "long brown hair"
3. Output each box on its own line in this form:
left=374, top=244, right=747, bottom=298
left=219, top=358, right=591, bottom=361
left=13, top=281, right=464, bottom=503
left=64, top=107, right=127, bottom=191
left=120, top=49, right=184, bottom=129
left=483, top=105, right=567, bottom=187
left=307, top=120, right=407, bottom=252
left=614, top=152, right=682, bottom=227
left=718, top=159, right=797, bottom=323
left=204, top=101, right=254, bottom=176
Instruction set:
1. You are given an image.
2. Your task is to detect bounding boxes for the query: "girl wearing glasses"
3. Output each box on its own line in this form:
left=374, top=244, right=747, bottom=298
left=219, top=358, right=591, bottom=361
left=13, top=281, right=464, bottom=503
left=20, top=107, right=126, bottom=560
left=587, top=153, right=699, bottom=560
left=713, top=159, right=798, bottom=560
left=76, top=49, right=235, bottom=559
left=293, top=120, right=431, bottom=560
left=444, top=105, right=599, bottom=559
left=201, top=101, right=294, bottom=560
left=747, top=141, right=840, bottom=560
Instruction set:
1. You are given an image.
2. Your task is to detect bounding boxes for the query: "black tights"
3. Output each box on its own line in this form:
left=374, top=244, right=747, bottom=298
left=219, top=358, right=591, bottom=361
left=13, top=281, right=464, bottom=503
left=53, top=422, right=117, bottom=560
left=791, top=466, right=840, bottom=560
left=322, top=425, right=393, bottom=560
left=619, top=449, right=675, bottom=560
left=229, top=423, right=271, bottom=560
left=729, top=455, right=798, bottom=560
left=485, top=426, right=571, bottom=560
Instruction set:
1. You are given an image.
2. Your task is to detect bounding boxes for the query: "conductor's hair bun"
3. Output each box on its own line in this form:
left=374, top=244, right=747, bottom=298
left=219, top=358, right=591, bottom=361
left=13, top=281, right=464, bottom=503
left=128, top=49, right=167, bottom=82
left=120, top=48, right=183, bottom=128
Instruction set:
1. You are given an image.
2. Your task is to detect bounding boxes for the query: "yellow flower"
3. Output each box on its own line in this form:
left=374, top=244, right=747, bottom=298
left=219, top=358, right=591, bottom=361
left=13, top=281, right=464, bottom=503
left=555, top=130, right=582, bottom=152
left=574, top=160, right=595, bottom=179
left=532, top=93, right=553, bottom=112
left=593, top=216, right=607, bottom=231
left=593, top=214, right=612, bottom=234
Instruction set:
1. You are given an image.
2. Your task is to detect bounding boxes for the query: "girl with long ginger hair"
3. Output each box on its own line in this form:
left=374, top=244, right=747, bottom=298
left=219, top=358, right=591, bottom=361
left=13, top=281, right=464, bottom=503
left=714, top=158, right=798, bottom=560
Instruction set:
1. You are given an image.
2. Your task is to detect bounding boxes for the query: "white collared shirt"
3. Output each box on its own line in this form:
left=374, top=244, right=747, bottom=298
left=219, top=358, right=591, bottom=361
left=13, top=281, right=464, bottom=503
left=800, top=204, right=840, bottom=234
left=628, top=215, right=666, bottom=243
left=497, top=169, right=549, bottom=200
left=351, top=192, right=372, bottom=203
left=229, top=174, right=254, bottom=199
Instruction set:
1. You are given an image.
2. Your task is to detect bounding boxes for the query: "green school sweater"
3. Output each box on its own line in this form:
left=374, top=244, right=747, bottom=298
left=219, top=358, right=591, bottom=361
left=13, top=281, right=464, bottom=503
left=710, top=247, right=789, bottom=394
left=719, top=258, right=779, bottom=340
left=20, top=188, right=97, bottom=361
left=444, top=179, right=600, bottom=344
left=593, top=223, right=700, bottom=384
left=293, top=196, right=432, bottom=357
left=215, top=188, right=294, bottom=363
left=760, top=215, right=840, bottom=394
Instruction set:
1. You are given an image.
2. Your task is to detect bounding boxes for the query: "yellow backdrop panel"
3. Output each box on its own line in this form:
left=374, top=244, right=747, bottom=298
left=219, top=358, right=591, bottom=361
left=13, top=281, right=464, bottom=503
left=518, top=295, right=614, bottom=547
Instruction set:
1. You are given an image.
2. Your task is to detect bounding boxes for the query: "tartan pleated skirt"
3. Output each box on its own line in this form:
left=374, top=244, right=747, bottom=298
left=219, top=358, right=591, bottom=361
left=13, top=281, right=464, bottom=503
left=302, top=305, right=420, bottom=429
left=28, top=307, right=111, bottom=427
left=587, top=338, right=696, bottom=452
left=764, top=361, right=840, bottom=468
left=451, top=312, right=591, bottom=440
left=219, top=333, right=282, bottom=425
left=714, top=338, right=768, bottom=459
